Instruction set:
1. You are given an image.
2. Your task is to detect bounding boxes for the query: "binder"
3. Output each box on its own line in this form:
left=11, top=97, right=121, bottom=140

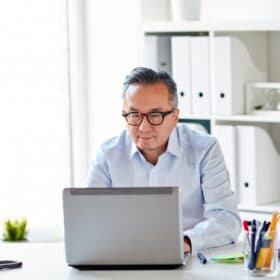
left=144, top=35, right=171, bottom=74
left=171, top=36, right=192, bottom=118
left=214, top=36, right=267, bottom=115
left=190, top=36, right=210, bottom=116
left=236, top=126, right=280, bottom=206
left=214, top=125, right=237, bottom=193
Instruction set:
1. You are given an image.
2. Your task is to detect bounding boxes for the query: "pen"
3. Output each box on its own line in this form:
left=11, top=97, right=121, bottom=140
left=246, top=220, right=261, bottom=228
left=243, top=220, right=250, bottom=248
left=247, top=219, right=257, bottom=270
left=255, top=221, right=267, bottom=268
left=197, top=252, right=207, bottom=264
left=0, top=260, right=22, bottom=270
left=243, top=220, right=249, bottom=232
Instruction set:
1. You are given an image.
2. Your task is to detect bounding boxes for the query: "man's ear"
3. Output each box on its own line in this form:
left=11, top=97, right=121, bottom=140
left=173, top=109, right=179, bottom=126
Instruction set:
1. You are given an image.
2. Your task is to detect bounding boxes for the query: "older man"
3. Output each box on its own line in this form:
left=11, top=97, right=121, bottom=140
left=87, top=67, right=241, bottom=254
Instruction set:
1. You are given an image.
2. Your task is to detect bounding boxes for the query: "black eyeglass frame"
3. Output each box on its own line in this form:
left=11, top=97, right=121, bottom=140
left=122, top=109, right=175, bottom=126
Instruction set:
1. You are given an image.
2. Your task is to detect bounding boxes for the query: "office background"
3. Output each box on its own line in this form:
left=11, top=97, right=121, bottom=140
left=0, top=0, right=280, bottom=241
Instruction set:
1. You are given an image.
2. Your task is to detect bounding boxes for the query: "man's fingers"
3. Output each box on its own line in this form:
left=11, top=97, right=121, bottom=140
left=183, top=241, right=191, bottom=253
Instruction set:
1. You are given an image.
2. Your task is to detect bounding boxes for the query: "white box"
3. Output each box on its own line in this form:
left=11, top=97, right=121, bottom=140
left=214, top=36, right=267, bottom=116
left=214, top=125, right=237, bottom=193
left=237, top=126, right=280, bottom=206
left=144, top=35, right=171, bottom=74
left=190, top=36, right=210, bottom=116
left=171, top=36, right=192, bottom=118
left=170, top=0, right=200, bottom=21
left=245, top=82, right=280, bottom=117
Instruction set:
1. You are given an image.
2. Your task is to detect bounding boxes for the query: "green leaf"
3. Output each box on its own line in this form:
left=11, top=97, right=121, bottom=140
left=3, top=218, right=28, bottom=241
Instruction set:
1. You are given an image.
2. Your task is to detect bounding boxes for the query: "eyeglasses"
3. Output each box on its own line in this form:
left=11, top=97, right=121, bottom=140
left=122, top=109, right=175, bottom=126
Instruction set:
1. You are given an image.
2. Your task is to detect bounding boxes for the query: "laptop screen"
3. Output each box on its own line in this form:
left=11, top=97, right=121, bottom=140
left=63, top=187, right=185, bottom=268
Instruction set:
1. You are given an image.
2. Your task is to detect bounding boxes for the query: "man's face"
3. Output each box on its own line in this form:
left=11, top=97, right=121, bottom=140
left=122, top=82, right=179, bottom=159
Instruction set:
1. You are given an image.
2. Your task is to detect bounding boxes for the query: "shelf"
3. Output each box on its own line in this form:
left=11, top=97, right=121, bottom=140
left=142, top=21, right=211, bottom=33
left=179, top=114, right=280, bottom=123
left=142, top=21, right=280, bottom=33
left=248, top=82, right=280, bottom=89
left=180, top=115, right=211, bottom=120
left=214, top=115, right=280, bottom=123
left=142, top=18, right=280, bottom=220
left=209, top=21, right=280, bottom=32
left=238, top=201, right=280, bottom=214
left=250, top=110, right=280, bottom=118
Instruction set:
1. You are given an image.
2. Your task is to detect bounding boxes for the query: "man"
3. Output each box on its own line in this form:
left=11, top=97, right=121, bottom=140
left=87, top=67, right=241, bottom=254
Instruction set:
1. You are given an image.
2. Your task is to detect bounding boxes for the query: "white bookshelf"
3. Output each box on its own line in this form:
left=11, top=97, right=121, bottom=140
left=239, top=202, right=280, bottom=214
left=214, top=115, right=280, bottom=123
left=141, top=18, right=280, bottom=215
left=142, top=21, right=280, bottom=33
left=143, top=21, right=210, bottom=33
left=181, top=115, right=211, bottom=121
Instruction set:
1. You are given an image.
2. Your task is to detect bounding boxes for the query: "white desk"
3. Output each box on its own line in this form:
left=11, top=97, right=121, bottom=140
left=0, top=242, right=276, bottom=279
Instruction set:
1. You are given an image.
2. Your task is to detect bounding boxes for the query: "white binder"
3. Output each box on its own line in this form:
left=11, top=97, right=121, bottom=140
left=214, top=36, right=267, bottom=115
left=237, top=126, right=280, bottom=206
left=190, top=36, right=210, bottom=116
left=171, top=36, right=192, bottom=118
left=144, top=35, right=171, bottom=74
left=214, top=125, right=237, bottom=194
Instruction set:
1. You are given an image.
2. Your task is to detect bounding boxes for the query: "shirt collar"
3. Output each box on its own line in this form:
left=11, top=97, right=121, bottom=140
left=129, top=141, right=140, bottom=159
left=128, top=127, right=179, bottom=159
left=165, top=128, right=179, bottom=157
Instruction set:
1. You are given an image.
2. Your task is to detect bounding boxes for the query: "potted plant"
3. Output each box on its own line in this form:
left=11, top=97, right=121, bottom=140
left=2, top=218, right=28, bottom=241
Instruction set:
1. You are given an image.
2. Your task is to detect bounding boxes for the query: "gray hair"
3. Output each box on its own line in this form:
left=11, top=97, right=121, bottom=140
left=122, top=67, right=178, bottom=108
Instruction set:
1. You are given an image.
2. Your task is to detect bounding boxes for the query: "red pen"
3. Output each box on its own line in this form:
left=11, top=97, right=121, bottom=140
left=243, top=220, right=249, bottom=232
left=243, top=220, right=250, bottom=249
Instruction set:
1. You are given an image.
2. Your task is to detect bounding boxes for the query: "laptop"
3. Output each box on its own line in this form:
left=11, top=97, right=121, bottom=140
left=63, top=187, right=188, bottom=269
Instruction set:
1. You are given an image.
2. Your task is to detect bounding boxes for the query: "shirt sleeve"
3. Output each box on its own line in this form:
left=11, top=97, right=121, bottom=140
left=86, top=147, right=112, bottom=187
left=183, top=139, right=242, bottom=254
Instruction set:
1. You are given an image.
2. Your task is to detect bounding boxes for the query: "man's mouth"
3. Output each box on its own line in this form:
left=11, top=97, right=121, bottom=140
left=139, top=136, right=153, bottom=140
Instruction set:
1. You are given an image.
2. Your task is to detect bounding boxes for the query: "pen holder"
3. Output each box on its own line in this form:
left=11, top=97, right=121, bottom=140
left=243, top=229, right=278, bottom=277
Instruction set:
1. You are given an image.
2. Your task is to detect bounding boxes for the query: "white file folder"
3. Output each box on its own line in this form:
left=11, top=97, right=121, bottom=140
left=214, top=36, right=267, bottom=115
left=214, top=125, right=237, bottom=194
left=190, top=36, right=210, bottom=116
left=171, top=36, right=192, bottom=118
left=237, top=126, right=280, bottom=206
left=144, top=35, right=171, bottom=74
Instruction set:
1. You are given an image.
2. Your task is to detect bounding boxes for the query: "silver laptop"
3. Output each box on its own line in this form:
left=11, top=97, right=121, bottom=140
left=63, top=187, right=188, bottom=269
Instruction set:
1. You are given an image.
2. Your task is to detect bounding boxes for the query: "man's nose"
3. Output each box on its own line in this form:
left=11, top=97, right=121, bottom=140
left=138, top=115, right=151, bottom=130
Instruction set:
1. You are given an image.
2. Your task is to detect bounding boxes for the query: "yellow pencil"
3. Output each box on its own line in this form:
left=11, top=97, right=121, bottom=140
left=264, top=212, right=280, bottom=267
left=256, top=211, right=279, bottom=268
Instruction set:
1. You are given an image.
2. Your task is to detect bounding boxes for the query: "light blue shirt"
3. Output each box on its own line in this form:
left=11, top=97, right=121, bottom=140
left=87, top=124, right=241, bottom=253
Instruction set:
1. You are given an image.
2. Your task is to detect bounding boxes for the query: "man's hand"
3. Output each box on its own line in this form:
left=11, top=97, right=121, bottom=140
left=183, top=236, right=191, bottom=253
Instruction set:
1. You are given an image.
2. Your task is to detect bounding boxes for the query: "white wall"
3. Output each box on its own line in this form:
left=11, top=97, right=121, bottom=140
left=0, top=0, right=71, bottom=240
left=86, top=0, right=142, bottom=161
left=68, top=0, right=88, bottom=186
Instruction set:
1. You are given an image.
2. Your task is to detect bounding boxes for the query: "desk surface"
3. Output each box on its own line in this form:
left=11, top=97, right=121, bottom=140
left=0, top=242, right=275, bottom=279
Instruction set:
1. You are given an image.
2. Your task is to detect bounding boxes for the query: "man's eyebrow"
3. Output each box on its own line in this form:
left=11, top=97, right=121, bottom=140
left=128, top=106, right=139, bottom=111
left=128, top=107, right=165, bottom=112
left=149, top=108, right=166, bottom=112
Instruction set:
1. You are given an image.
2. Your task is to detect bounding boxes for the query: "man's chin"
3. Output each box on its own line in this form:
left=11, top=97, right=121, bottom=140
left=136, top=141, right=155, bottom=152
left=137, top=144, right=154, bottom=152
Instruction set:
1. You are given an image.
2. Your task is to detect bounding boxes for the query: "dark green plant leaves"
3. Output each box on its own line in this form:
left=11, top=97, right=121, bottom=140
left=3, top=218, right=28, bottom=241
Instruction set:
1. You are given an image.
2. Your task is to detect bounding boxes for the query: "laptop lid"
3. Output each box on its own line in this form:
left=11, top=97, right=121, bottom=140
left=63, top=187, right=185, bottom=268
